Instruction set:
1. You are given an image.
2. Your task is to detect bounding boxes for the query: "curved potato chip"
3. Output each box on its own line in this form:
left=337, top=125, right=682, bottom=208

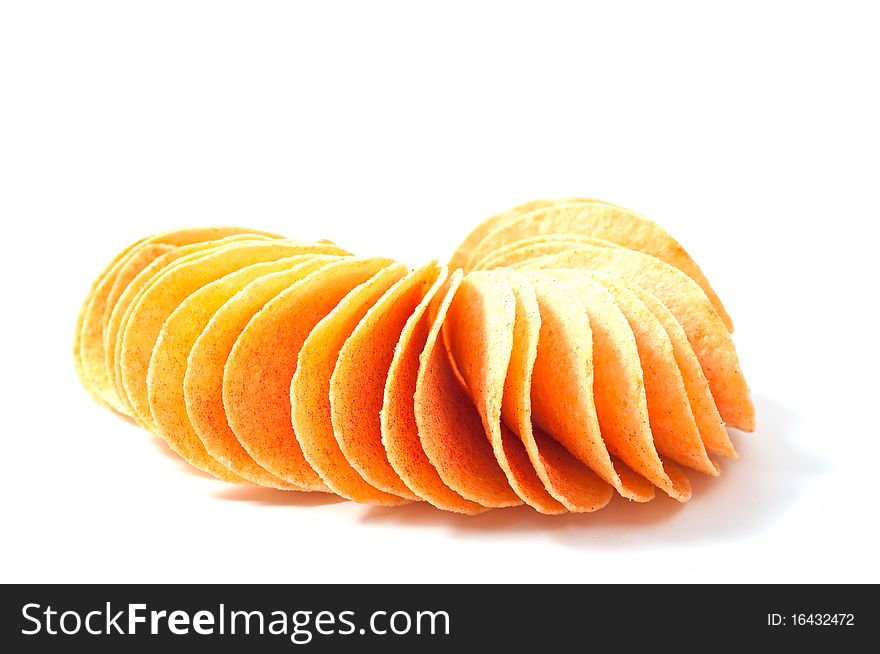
left=185, top=257, right=342, bottom=488
left=517, top=246, right=754, bottom=432
left=380, top=270, right=486, bottom=514
left=223, top=257, right=394, bottom=489
left=524, top=273, right=655, bottom=502
left=105, top=233, right=279, bottom=416
left=413, top=271, right=522, bottom=509
left=532, top=271, right=691, bottom=501
left=621, top=281, right=736, bottom=458
left=292, top=264, right=412, bottom=505
left=445, top=270, right=567, bottom=514
left=502, top=271, right=615, bottom=511
left=77, top=228, right=281, bottom=412
left=75, top=237, right=148, bottom=409
left=468, top=200, right=734, bottom=331
left=330, top=263, right=442, bottom=501
left=473, top=234, right=617, bottom=271
left=121, top=240, right=348, bottom=430
left=583, top=272, right=718, bottom=476
left=101, top=243, right=174, bottom=333
left=448, top=197, right=592, bottom=271
left=83, top=243, right=174, bottom=411
left=77, top=227, right=272, bottom=388
left=147, top=255, right=335, bottom=483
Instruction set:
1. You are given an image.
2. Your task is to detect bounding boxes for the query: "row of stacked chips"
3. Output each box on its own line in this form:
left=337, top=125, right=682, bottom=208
left=74, top=199, right=754, bottom=514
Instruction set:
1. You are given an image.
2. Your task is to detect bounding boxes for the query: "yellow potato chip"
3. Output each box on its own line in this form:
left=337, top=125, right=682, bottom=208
left=74, top=236, right=147, bottom=409
left=524, top=273, right=656, bottom=502
left=292, top=263, right=412, bottom=504
left=76, top=228, right=282, bottom=413
left=330, top=263, right=442, bottom=501
left=380, top=270, right=486, bottom=514
left=185, top=257, right=343, bottom=488
left=147, top=255, right=338, bottom=482
left=621, top=281, right=737, bottom=458
left=413, top=270, right=522, bottom=508
left=448, top=197, right=591, bottom=271
left=121, top=240, right=348, bottom=430
left=83, top=243, right=175, bottom=412
left=444, top=270, right=568, bottom=514
left=518, top=246, right=754, bottom=432
left=532, top=271, right=691, bottom=501
left=503, top=271, right=616, bottom=511
left=468, top=200, right=734, bottom=331
left=472, top=234, right=616, bottom=271
left=223, top=258, right=394, bottom=489
left=101, top=243, right=174, bottom=333
left=105, top=233, right=279, bottom=416
left=582, top=272, right=718, bottom=476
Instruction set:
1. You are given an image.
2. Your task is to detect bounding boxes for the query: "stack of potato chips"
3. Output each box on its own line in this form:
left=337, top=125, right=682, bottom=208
left=75, top=199, right=753, bottom=514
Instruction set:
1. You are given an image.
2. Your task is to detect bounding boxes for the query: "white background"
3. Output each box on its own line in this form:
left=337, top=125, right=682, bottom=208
left=1, top=1, right=877, bottom=584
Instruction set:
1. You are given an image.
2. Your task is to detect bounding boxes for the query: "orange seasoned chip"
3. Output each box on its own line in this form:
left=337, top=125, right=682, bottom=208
left=223, top=258, right=394, bottom=489
left=584, top=272, right=718, bottom=476
left=518, top=246, right=754, bottom=432
left=77, top=226, right=276, bottom=389
left=524, top=273, right=655, bottom=502
left=503, top=271, right=616, bottom=512
left=120, top=240, right=349, bottom=430
left=621, top=282, right=736, bottom=458
left=413, top=271, right=521, bottom=509
left=467, top=200, right=734, bottom=331
left=105, top=233, right=280, bottom=416
left=532, top=271, right=691, bottom=501
left=147, top=255, right=338, bottom=482
left=444, top=270, right=567, bottom=514
left=381, top=270, right=486, bottom=514
left=292, top=264, right=411, bottom=504
left=185, top=256, right=342, bottom=488
left=330, top=263, right=442, bottom=501
left=76, top=228, right=281, bottom=414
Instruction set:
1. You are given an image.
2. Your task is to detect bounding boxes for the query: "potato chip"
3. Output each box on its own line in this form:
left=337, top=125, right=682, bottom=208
left=621, top=282, right=737, bottom=458
left=531, top=271, right=691, bottom=501
left=413, top=270, right=522, bottom=508
left=147, top=255, right=337, bottom=482
left=581, top=272, right=718, bottom=476
left=83, top=244, right=175, bottom=412
left=448, top=197, right=591, bottom=271
left=223, top=258, right=394, bottom=489
left=120, top=240, right=348, bottom=430
left=76, top=228, right=281, bottom=413
left=75, top=237, right=148, bottom=410
left=292, top=263, right=412, bottom=504
left=185, top=257, right=342, bottom=488
left=503, top=271, right=617, bottom=511
left=330, top=263, right=442, bottom=501
left=524, top=273, right=656, bottom=502
left=380, top=270, right=486, bottom=514
left=467, top=200, right=734, bottom=331
left=105, top=234, right=279, bottom=416
left=444, top=270, right=568, bottom=514
left=112, top=237, right=284, bottom=416
left=471, top=234, right=616, bottom=271
left=517, top=246, right=754, bottom=432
